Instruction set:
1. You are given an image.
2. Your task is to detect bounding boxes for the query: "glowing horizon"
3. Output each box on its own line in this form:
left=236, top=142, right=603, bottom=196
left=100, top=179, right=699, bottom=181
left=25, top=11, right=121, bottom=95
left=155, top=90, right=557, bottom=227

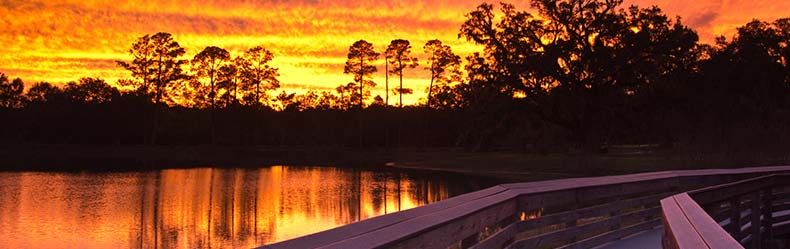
left=2, top=0, right=788, bottom=105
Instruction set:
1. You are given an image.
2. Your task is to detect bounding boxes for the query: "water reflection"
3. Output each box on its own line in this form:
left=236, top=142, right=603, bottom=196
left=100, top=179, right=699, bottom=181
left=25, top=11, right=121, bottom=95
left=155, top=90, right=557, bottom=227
left=0, top=166, right=490, bottom=248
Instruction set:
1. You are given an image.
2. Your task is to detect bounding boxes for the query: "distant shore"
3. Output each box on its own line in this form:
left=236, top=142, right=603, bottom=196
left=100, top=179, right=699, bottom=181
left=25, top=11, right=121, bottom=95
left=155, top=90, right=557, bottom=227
left=2, top=144, right=789, bottom=181
left=0, top=144, right=406, bottom=172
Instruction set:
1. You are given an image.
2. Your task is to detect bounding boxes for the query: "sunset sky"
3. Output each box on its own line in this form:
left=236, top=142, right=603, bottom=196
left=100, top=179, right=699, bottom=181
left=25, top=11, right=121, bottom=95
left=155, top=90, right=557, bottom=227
left=2, top=0, right=789, bottom=105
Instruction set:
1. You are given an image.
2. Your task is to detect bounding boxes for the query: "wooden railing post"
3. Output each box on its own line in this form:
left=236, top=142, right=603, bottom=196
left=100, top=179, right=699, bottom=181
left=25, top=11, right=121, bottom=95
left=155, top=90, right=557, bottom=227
left=609, top=207, right=622, bottom=232
left=762, top=187, right=774, bottom=248
left=565, top=191, right=580, bottom=243
left=730, top=196, right=742, bottom=241
left=750, top=190, right=762, bottom=249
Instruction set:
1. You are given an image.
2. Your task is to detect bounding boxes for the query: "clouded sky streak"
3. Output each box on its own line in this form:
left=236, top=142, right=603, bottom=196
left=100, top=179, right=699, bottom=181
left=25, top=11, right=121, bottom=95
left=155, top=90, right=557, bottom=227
left=2, top=0, right=788, bottom=104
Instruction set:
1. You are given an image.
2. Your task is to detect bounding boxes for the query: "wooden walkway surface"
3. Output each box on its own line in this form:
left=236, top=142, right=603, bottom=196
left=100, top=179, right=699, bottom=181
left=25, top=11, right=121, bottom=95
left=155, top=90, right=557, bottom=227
left=258, top=166, right=790, bottom=249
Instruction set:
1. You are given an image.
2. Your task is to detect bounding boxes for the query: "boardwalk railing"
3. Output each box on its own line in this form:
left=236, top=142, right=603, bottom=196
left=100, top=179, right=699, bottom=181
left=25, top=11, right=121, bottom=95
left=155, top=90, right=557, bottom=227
left=259, top=166, right=790, bottom=249
left=662, top=174, right=790, bottom=249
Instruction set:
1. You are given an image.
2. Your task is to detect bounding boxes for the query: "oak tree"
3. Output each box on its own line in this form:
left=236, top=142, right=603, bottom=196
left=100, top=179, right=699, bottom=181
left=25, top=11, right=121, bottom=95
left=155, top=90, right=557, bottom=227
left=460, top=0, right=698, bottom=146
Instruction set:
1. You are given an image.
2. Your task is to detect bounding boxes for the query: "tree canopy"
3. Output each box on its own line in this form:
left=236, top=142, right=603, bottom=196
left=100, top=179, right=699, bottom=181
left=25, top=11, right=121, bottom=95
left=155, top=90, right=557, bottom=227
left=0, top=73, right=24, bottom=108
left=460, top=0, right=699, bottom=145
left=424, top=39, right=461, bottom=108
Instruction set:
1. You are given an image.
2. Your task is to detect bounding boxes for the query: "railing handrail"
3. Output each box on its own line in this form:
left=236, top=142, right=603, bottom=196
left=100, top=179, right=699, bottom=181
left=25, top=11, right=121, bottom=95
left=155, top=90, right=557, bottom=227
left=259, top=166, right=790, bottom=249
left=661, top=192, right=744, bottom=249
left=661, top=173, right=790, bottom=249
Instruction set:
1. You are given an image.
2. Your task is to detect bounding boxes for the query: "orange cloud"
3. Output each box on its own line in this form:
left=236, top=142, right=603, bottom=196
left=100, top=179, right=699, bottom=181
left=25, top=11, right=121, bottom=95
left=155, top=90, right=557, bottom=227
left=626, top=0, right=790, bottom=41
left=1, top=0, right=788, bottom=105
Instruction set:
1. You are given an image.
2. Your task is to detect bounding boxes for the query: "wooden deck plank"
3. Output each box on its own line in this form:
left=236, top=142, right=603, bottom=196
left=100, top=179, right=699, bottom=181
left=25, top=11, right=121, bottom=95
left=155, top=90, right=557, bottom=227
left=509, top=207, right=659, bottom=249
left=558, top=218, right=661, bottom=249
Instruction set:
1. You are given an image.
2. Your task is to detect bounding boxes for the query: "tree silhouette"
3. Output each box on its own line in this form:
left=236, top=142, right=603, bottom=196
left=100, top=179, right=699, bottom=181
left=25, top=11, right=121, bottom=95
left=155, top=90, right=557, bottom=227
left=430, top=82, right=465, bottom=110
left=216, top=59, right=242, bottom=107
left=25, top=82, right=63, bottom=104
left=460, top=1, right=698, bottom=147
left=371, top=95, right=385, bottom=106
left=274, top=91, right=296, bottom=111
left=293, top=90, right=321, bottom=111
left=385, top=39, right=418, bottom=108
left=63, top=78, right=120, bottom=104
left=316, top=91, right=340, bottom=110
left=116, top=34, right=155, bottom=95
left=694, top=19, right=790, bottom=121
left=423, top=40, right=461, bottom=108
left=192, top=46, right=231, bottom=109
left=191, top=46, right=231, bottom=144
left=117, top=32, right=187, bottom=144
left=118, top=32, right=187, bottom=105
left=8, top=7, right=790, bottom=152
left=0, top=73, right=24, bottom=108
left=336, top=83, right=358, bottom=110
left=384, top=48, right=390, bottom=106
left=344, top=40, right=379, bottom=109
left=390, top=87, right=413, bottom=103
left=149, top=32, right=188, bottom=105
left=238, top=46, right=279, bottom=107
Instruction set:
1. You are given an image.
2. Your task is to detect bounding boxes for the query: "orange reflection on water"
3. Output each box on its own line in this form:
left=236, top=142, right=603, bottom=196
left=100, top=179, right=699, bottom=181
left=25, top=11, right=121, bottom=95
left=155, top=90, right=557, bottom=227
left=0, top=166, right=477, bottom=248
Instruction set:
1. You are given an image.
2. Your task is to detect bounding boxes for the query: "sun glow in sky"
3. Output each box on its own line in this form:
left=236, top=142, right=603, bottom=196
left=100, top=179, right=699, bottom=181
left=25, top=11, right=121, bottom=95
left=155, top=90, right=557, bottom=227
left=2, top=0, right=789, bottom=105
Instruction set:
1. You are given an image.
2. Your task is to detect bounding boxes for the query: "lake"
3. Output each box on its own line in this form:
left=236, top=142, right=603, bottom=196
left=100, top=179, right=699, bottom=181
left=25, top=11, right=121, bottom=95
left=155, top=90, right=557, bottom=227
left=0, top=166, right=496, bottom=248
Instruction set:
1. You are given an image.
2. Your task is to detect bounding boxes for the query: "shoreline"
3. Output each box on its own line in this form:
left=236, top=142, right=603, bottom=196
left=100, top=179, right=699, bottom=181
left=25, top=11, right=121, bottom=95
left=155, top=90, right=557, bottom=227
left=2, top=144, right=790, bottom=182
left=385, top=162, right=581, bottom=181
left=0, top=144, right=403, bottom=172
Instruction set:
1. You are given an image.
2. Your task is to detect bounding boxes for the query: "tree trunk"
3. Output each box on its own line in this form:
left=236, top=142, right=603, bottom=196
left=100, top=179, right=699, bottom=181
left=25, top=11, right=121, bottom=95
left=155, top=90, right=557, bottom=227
left=210, top=109, right=216, bottom=144
left=255, top=81, right=260, bottom=107
left=385, top=58, right=389, bottom=106
left=210, top=73, right=216, bottom=145
left=358, top=60, right=364, bottom=109
left=151, top=91, right=161, bottom=145
left=398, top=60, right=403, bottom=108
left=427, top=56, right=436, bottom=109
left=151, top=57, right=164, bottom=145
left=428, top=74, right=435, bottom=109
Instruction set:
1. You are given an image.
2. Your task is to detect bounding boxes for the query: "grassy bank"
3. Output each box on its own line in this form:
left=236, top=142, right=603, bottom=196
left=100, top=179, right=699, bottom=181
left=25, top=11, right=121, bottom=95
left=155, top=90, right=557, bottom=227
left=391, top=150, right=790, bottom=181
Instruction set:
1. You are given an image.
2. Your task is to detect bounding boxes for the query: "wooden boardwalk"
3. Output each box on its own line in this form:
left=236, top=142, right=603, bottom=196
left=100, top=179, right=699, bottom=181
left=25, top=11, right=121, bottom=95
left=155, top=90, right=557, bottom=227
left=662, top=174, right=790, bottom=248
left=258, top=166, right=790, bottom=249
left=597, top=228, right=662, bottom=249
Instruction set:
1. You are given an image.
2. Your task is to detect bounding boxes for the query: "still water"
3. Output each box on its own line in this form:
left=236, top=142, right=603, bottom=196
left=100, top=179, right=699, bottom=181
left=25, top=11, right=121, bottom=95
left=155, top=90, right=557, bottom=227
left=0, top=166, right=494, bottom=248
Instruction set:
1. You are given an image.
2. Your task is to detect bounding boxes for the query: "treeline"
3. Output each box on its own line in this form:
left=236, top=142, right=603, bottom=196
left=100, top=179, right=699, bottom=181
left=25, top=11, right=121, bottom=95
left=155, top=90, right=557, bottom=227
left=2, top=0, right=790, bottom=154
